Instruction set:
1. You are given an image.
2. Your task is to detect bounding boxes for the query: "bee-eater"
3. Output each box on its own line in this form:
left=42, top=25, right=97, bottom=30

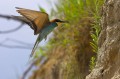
left=14, top=7, right=68, bottom=57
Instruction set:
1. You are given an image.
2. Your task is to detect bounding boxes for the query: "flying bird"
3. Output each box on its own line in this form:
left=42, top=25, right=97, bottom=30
left=14, top=7, right=68, bottom=57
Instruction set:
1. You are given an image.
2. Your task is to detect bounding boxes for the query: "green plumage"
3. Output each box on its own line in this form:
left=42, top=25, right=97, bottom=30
left=30, top=22, right=58, bottom=57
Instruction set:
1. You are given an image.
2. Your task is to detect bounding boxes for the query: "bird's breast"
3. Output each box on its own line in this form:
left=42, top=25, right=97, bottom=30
left=40, top=22, right=57, bottom=38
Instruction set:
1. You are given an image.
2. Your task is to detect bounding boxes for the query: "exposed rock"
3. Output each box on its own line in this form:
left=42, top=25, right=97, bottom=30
left=86, top=0, right=120, bottom=79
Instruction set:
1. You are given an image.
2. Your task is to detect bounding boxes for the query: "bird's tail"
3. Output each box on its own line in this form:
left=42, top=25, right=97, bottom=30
left=30, top=34, right=42, bottom=57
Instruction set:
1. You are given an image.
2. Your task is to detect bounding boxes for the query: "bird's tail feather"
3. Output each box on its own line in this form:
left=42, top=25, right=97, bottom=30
left=30, top=34, right=41, bottom=57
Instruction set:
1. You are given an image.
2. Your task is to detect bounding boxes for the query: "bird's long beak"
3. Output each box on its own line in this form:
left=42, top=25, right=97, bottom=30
left=60, top=20, right=69, bottom=23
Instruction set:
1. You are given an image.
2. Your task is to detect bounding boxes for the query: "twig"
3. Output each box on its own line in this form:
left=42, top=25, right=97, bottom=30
left=0, top=38, right=33, bottom=49
left=0, top=14, right=25, bottom=22
left=21, top=56, right=48, bottom=79
left=7, top=38, right=33, bottom=46
left=0, top=23, right=24, bottom=34
left=0, top=43, right=32, bottom=49
left=0, top=14, right=27, bottom=34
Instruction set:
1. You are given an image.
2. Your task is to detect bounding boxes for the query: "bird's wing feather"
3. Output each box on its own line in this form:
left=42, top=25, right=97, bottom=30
left=16, top=7, right=49, bottom=34
left=12, top=16, right=34, bottom=29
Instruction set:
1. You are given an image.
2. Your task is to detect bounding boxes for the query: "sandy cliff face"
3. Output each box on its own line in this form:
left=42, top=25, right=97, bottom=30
left=86, top=0, right=120, bottom=79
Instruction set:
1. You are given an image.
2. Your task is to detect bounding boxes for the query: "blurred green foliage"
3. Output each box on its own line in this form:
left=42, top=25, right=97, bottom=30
left=38, top=6, right=46, bottom=13
left=36, top=0, right=104, bottom=77
left=89, top=56, right=96, bottom=71
left=51, top=0, right=103, bottom=57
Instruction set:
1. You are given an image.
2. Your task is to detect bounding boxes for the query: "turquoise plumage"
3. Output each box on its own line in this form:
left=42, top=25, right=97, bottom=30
left=30, top=22, right=57, bottom=57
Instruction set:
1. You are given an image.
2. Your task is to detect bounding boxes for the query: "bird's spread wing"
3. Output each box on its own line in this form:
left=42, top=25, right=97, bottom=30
left=16, top=7, right=50, bottom=35
left=12, top=16, right=34, bottom=29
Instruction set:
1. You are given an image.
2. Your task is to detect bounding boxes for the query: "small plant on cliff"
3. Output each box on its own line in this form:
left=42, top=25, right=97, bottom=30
left=89, top=0, right=103, bottom=71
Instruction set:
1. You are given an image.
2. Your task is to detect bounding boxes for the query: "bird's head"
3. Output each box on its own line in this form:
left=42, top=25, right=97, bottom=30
left=51, top=19, right=69, bottom=23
